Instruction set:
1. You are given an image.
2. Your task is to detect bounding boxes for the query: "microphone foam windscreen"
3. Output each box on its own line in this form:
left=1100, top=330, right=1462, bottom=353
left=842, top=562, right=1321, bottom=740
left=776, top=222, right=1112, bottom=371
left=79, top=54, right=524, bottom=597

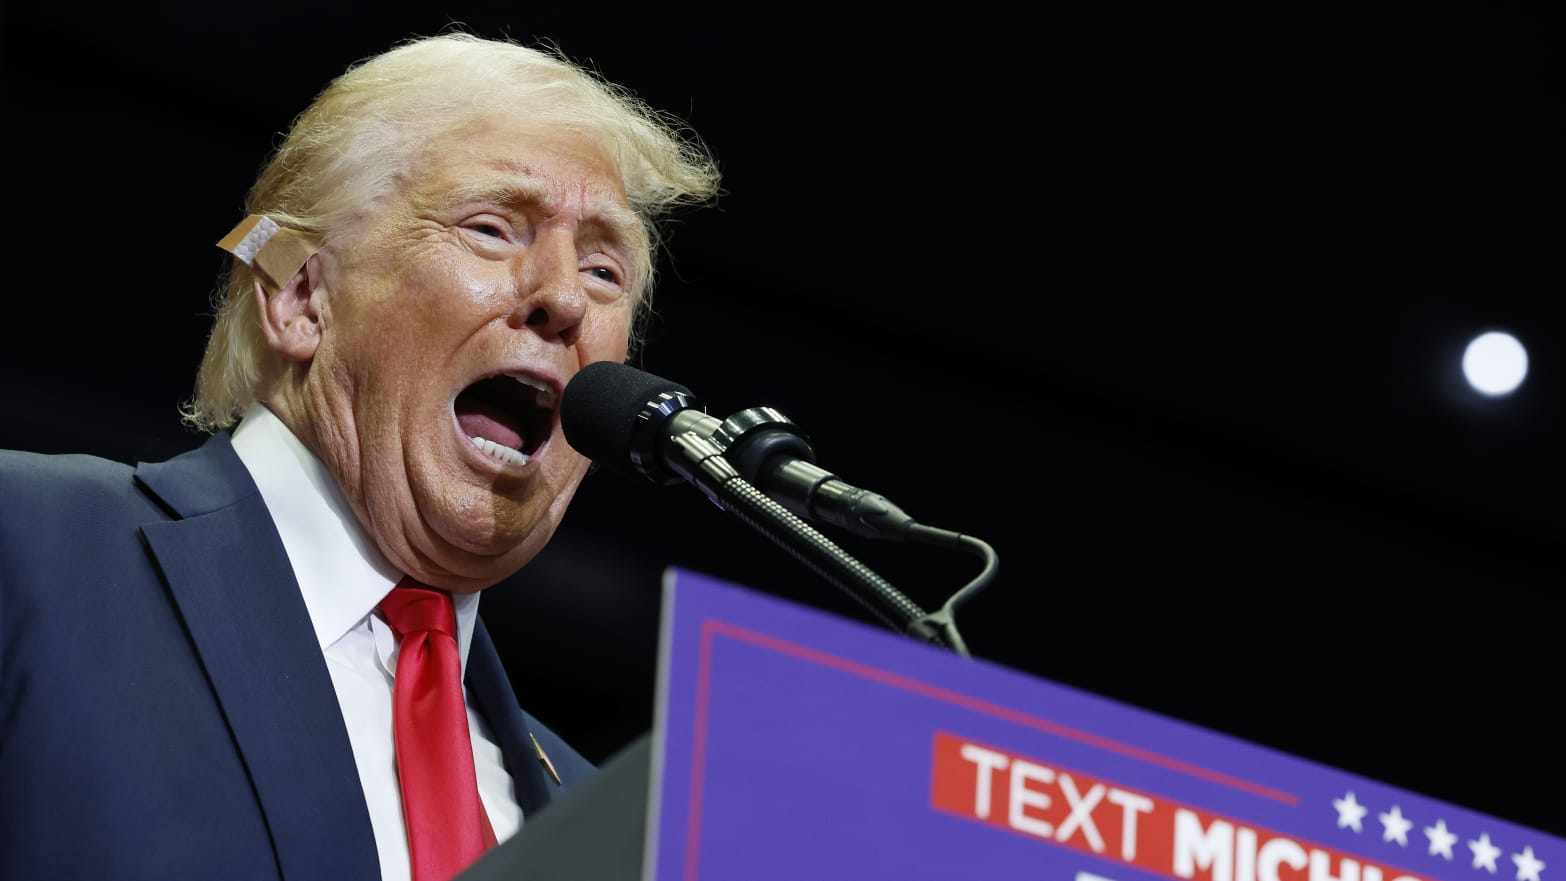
left=560, top=360, right=694, bottom=471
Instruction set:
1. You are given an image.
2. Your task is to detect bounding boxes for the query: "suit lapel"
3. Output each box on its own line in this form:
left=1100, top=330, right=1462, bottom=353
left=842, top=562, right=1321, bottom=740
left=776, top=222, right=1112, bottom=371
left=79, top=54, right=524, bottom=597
left=138, top=436, right=379, bottom=881
left=466, top=619, right=560, bottom=814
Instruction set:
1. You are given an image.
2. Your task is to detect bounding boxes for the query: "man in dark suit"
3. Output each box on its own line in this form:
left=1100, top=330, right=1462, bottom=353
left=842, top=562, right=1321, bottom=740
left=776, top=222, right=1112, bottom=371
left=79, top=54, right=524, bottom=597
left=0, top=31, right=720, bottom=881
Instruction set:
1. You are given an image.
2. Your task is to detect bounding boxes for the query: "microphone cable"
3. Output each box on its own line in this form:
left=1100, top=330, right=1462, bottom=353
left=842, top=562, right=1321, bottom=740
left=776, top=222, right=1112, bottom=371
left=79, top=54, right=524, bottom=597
left=561, top=359, right=1000, bottom=656
left=665, top=428, right=994, bottom=657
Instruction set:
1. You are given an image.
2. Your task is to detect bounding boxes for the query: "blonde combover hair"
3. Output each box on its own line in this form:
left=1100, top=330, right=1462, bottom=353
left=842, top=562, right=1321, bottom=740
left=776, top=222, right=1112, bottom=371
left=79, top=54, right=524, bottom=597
left=183, top=32, right=721, bottom=433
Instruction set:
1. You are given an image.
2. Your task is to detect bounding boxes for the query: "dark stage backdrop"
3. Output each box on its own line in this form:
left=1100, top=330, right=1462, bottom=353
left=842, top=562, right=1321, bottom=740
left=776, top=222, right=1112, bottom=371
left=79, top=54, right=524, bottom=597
left=2, top=5, right=1560, bottom=837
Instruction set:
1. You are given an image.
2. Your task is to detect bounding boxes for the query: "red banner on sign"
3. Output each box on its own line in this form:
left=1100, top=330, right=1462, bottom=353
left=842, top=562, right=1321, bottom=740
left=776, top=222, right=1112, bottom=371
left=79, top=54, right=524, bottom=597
left=931, top=731, right=1434, bottom=881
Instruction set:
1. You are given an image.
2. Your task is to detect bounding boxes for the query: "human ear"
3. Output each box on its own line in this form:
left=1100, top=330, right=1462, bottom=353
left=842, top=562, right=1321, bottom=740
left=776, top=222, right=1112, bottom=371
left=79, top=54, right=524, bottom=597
left=255, top=254, right=326, bottom=362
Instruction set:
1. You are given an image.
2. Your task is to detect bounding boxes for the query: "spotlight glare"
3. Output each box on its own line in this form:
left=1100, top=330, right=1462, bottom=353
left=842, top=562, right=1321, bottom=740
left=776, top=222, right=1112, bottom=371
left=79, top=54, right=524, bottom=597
left=1461, top=331, right=1529, bottom=397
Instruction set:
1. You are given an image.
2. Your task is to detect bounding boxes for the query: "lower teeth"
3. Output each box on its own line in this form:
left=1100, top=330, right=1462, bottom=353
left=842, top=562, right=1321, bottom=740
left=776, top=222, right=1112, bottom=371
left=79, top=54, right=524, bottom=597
left=471, top=435, right=529, bottom=467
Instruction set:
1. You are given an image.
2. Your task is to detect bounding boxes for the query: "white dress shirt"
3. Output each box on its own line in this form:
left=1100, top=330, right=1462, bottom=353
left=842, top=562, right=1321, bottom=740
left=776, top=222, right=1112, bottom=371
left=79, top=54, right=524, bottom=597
left=230, top=403, right=523, bottom=881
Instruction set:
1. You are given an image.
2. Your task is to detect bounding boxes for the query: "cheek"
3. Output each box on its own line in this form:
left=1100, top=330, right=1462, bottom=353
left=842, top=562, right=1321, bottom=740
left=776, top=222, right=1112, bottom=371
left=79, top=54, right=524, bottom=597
left=399, top=263, right=517, bottom=337
left=409, top=253, right=488, bottom=300
left=580, top=305, right=635, bottom=361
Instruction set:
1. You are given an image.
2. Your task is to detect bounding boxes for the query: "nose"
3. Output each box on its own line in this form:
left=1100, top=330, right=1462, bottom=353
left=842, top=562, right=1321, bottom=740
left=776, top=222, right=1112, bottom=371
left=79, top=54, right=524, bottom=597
left=508, top=228, right=586, bottom=346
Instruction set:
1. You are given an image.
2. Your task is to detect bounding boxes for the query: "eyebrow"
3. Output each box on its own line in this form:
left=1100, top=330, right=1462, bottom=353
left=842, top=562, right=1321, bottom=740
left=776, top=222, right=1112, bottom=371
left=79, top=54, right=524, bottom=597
left=445, top=176, right=647, bottom=254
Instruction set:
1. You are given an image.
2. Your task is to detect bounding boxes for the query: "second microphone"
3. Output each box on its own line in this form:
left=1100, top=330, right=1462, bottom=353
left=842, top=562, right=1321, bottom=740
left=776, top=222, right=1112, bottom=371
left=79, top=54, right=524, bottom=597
left=560, top=360, right=918, bottom=540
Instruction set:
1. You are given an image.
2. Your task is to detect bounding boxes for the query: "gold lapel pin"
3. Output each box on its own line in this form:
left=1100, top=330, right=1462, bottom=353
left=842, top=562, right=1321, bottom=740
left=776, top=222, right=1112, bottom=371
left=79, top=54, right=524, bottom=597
left=531, top=732, right=563, bottom=786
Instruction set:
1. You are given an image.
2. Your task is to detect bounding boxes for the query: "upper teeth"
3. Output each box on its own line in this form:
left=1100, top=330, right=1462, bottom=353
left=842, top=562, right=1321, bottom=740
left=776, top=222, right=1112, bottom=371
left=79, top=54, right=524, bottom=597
left=510, top=373, right=557, bottom=408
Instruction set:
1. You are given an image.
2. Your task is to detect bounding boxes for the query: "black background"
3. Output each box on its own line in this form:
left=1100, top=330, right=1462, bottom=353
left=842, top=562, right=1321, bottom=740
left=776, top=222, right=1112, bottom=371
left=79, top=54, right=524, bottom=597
left=3, top=4, right=1561, bottom=838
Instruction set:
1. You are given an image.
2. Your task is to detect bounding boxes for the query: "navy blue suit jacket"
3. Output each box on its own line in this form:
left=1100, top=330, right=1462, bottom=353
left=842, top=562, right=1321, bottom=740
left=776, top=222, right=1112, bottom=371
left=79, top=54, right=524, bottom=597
left=0, top=433, right=596, bottom=880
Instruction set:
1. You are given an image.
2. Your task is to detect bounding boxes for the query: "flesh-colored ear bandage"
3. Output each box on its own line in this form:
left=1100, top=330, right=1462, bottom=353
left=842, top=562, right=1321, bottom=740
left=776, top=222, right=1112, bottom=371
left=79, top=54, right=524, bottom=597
left=216, top=215, right=320, bottom=288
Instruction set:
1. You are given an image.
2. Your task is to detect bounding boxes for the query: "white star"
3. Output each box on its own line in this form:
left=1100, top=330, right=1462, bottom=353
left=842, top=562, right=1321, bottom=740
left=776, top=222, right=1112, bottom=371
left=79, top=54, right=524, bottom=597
left=1380, top=805, right=1414, bottom=846
left=1513, top=846, right=1546, bottom=881
left=1425, top=819, right=1458, bottom=859
left=1333, top=791, right=1369, bottom=832
left=1470, top=833, right=1502, bottom=873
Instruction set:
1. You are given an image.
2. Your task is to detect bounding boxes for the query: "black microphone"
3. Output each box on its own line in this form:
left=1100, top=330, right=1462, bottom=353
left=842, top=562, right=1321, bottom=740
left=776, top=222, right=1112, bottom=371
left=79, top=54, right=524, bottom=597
left=561, top=361, right=918, bottom=539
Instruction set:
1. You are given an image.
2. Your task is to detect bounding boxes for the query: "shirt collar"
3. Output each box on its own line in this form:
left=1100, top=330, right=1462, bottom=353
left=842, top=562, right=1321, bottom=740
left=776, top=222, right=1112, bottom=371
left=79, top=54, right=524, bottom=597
left=229, top=403, right=480, bottom=662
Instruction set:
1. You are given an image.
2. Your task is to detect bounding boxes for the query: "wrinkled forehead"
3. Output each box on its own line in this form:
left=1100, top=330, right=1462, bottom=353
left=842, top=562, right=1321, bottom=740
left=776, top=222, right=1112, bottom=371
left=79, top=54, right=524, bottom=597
left=411, top=116, right=648, bottom=253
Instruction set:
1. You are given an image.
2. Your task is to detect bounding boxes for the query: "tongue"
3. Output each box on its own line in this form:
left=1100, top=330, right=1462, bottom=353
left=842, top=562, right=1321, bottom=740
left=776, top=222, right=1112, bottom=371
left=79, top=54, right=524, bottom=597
left=456, top=398, right=524, bottom=451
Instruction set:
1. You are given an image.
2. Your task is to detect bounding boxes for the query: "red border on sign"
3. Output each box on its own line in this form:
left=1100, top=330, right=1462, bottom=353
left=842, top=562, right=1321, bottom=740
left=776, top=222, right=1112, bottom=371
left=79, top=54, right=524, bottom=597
left=682, top=617, right=1300, bottom=881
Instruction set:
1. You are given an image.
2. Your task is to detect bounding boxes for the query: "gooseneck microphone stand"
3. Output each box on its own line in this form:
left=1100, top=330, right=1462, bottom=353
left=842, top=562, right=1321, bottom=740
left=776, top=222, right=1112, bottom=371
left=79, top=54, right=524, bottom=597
left=559, top=360, right=1000, bottom=657
left=661, top=407, right=998, bottom=657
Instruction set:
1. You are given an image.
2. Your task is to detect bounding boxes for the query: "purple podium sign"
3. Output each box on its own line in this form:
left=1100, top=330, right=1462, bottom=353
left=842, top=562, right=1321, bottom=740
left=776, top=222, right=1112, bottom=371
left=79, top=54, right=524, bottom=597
left=646, top=568, right=1559, bottom=881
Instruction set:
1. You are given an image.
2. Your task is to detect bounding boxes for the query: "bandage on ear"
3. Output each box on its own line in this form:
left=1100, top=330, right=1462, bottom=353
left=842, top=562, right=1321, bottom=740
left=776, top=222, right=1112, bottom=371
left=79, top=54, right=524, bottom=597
left=216, top=214, right=320, bottom=288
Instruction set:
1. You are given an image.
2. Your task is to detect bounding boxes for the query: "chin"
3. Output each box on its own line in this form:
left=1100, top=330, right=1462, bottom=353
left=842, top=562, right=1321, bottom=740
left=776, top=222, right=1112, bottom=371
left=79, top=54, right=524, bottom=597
left=416, top=510, right=554, bottom=589
left=394, top=437, right=578, bottom=589
left=406, top=547, right=533, bottom=594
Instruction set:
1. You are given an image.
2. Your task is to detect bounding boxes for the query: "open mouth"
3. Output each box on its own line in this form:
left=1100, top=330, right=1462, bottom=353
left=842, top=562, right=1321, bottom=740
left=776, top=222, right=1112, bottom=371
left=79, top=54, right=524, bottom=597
left=454, top=373, right=557, bottom=468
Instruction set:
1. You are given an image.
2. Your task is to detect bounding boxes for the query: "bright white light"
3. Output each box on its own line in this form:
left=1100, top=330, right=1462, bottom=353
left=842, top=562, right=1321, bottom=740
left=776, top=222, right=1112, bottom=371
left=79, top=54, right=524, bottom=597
left=1462, top=331, right=1529, bottom=397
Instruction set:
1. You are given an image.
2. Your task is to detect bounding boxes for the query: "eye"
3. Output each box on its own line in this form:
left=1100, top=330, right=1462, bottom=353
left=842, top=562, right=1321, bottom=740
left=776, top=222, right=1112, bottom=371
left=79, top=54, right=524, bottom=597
left=461, top=214, right=514, bottom=241
left=586, top=266, right=620, bottom=284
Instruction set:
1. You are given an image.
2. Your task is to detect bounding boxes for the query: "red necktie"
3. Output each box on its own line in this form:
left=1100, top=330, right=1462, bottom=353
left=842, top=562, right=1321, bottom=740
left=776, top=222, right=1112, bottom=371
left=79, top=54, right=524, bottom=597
left=379, top=579, right=498, bottom=881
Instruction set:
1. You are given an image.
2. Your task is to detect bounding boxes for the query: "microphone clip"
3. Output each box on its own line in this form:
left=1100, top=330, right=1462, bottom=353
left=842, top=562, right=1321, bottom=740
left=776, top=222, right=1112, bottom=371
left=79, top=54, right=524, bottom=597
left=711, top=406, right=819, bottom=475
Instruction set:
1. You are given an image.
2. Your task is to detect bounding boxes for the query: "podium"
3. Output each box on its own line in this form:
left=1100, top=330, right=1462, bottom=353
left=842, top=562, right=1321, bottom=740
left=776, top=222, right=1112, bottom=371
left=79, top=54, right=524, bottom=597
left=465, top=568, right=1561, bottom=880
left=457, top=734, right=651, bottom=880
